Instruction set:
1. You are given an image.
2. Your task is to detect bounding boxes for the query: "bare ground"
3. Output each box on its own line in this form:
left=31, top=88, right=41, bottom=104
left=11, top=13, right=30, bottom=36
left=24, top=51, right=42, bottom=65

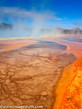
left=0, top=40, right=76, bottom=109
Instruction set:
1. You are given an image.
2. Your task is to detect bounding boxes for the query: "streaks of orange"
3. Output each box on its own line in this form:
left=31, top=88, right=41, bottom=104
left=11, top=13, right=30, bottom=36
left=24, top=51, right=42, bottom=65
left=53, top=40, right=82, bottom=109
left=60, top=61, right=82, bottom=109
left=0, top=39, right=36, bottom=52
left=67, top=45, right=70, bottom=52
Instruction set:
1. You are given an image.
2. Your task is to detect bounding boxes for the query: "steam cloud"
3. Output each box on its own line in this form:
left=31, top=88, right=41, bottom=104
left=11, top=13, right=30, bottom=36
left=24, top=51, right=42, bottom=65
left=0, top=7, right=61, bottom=38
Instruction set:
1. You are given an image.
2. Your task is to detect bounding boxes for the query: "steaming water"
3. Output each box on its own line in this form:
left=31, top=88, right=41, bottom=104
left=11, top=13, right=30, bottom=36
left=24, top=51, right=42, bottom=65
left=63, top=38, right=82, bottom=43
left=0, top=40, right=67, bottom=54
left=23, top=40, right=67, bottom=50
left=0, top=47, right=5, bottom=50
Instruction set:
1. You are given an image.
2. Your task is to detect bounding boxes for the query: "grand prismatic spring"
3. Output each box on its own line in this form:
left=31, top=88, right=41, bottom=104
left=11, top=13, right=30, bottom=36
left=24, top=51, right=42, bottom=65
left=0, top=0, right=82, bottom=109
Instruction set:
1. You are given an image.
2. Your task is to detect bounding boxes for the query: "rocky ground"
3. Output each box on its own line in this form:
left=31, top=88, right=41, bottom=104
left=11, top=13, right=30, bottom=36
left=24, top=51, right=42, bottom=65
left=0, top=40, right=76, bottom=109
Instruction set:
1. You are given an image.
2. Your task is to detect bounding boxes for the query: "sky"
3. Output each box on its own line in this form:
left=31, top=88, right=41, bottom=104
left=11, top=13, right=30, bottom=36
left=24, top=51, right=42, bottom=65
left=0, top=0, right=82, bottom=38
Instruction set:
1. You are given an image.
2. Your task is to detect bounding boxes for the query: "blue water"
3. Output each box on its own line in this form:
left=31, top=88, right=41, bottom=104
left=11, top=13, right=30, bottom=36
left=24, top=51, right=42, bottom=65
left=24, top=40, right=67, bottom=50
left=0, top=47, right=5, bottom=50
left=63, top=38, right=82, bottom=43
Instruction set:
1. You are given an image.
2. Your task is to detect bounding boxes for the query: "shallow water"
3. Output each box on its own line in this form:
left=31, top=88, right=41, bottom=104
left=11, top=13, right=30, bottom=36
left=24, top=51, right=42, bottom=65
left=63, top=37, right=82, bottom=43
left=0, top=47, right=5, bottom=50
left=25, top=40, right=67, bottom=50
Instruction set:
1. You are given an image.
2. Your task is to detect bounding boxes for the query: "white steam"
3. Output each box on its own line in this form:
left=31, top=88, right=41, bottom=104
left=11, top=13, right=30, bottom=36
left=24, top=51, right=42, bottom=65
left=0, top=7, right=61, bottom=38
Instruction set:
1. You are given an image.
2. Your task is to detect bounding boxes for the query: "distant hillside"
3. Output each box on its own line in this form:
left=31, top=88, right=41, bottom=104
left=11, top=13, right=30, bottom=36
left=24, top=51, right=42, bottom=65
left=0, top=23, right=13, bottom=30
left=57, top=28, right=82, bottom=34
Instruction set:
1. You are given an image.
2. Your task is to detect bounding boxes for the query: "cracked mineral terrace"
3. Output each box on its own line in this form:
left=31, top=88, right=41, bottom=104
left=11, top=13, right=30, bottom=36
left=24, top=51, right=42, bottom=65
left=0, top=39, right=76, bottom=109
